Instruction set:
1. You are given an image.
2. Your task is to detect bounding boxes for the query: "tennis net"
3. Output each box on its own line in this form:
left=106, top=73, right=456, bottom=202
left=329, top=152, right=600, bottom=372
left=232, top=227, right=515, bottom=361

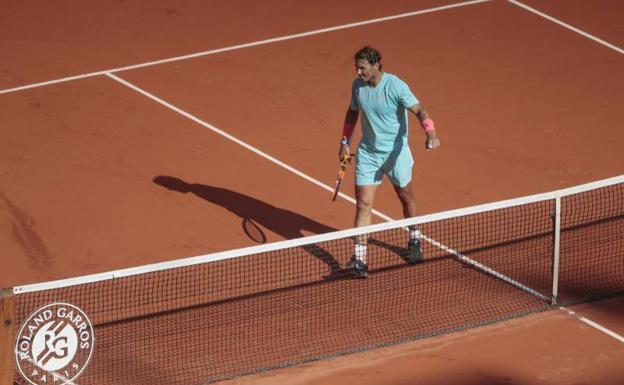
left=4, top=175, right=623, bottom=385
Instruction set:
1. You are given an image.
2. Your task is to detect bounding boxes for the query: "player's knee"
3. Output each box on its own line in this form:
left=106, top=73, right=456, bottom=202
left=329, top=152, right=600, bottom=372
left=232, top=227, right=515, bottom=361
left=356, top=199, right=373, bottom=214
left=396, top=189, right=415, bottom=206
left=395, top=186, right=411, bottom=201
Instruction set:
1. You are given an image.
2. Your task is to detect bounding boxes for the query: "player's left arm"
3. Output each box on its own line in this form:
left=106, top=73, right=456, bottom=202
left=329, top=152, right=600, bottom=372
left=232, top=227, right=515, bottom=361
left=408, top=103, right=440, bottom=150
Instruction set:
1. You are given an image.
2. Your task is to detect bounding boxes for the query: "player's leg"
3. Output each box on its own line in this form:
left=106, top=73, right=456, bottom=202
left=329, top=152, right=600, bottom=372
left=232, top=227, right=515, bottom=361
left=393, top=182, right=423, bottom=262
left=393, top=182, right=417, bottom=219
left=387, top=147, right=424, bottom=263
left=344, top=184, right=378, bottom=277
left=346, top=150, right=383, bottom=277
left=355, top=184, right=379, bottom=227
left=354, top=183, right=379, bottom=250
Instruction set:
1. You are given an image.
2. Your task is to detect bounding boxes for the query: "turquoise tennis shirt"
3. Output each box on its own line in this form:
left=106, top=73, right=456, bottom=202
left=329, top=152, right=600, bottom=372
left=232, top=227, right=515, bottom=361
left=350, top=73, right=419, bottom=152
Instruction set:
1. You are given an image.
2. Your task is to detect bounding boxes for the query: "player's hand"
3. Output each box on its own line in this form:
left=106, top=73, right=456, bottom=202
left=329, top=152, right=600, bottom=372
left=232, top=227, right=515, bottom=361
left=425, top=131, right=440, bottom=150
left=338, top=142, right=351, bottom=162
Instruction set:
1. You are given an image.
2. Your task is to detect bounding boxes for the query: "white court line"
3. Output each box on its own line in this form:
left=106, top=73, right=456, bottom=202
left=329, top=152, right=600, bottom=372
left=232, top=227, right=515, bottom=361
left=508, top=0, right=624, bottom=55
left=0, top=0, right=491, bottom=96
left=561, top=307, right=624, bottom=343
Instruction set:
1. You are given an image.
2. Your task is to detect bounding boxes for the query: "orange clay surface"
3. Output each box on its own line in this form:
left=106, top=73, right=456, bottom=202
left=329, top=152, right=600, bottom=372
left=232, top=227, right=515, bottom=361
left=1, top=0, right=623, bottom=384
left=219, top=296, right=624, bottom=385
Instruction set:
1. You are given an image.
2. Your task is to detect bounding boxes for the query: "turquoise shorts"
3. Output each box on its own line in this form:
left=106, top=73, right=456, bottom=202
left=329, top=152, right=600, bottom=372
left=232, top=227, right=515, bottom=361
left=355, top=145, right=414, bottom=187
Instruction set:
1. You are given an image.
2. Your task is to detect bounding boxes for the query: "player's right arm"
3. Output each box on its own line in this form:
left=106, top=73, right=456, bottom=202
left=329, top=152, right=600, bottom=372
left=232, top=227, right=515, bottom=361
left=339, top=107, right=358, bottom=161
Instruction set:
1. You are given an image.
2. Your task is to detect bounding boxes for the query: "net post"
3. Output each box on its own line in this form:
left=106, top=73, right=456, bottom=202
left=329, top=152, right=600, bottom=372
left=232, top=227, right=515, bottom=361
left=551, top=194, right=562, bottom=306
left=0, top=288, right=15, bottom=385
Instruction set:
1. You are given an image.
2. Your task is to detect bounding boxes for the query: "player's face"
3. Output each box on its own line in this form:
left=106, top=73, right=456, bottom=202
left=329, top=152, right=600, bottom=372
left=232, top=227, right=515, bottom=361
left=355, top=59, right=379, bottom=82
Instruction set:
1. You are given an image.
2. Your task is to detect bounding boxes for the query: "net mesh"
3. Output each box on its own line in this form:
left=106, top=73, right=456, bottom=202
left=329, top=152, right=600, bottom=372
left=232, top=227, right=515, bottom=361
left=558, top=183, right=624, bottom=304
left=10, top=177, right=623, bottom=385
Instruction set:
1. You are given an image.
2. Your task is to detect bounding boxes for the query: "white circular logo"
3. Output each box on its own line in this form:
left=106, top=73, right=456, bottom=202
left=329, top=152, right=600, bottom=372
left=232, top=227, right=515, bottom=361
left=15, top=303, right=94, bottom=385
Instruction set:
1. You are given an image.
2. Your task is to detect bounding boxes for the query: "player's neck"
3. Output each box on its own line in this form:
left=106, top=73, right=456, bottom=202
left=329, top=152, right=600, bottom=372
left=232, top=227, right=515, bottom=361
left=368, top=71, right=384, bottom=87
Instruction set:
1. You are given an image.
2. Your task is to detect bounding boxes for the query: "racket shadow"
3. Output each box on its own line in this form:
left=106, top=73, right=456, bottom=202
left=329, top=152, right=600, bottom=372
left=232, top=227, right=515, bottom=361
left=153, top=175, right=342, bottom=275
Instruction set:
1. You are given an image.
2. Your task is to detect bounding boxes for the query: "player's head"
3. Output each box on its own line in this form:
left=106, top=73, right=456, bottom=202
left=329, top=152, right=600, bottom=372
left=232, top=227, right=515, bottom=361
left=354, top=46, right=383, bottom=82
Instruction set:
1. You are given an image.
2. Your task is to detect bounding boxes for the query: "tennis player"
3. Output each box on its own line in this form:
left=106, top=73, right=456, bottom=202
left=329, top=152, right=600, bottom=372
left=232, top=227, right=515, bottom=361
left=339, top=46, right=440, bottom=278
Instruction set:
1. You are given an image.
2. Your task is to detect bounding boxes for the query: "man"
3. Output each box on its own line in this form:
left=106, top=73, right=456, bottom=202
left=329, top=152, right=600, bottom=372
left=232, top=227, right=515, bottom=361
left=339, top=46, right=440, bottom=278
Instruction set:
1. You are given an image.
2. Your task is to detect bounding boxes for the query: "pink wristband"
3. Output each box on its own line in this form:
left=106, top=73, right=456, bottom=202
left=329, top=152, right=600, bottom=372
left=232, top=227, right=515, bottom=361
left=342, top=122, right=355, bottom=142
left=421, top=118, right=435, bottom=133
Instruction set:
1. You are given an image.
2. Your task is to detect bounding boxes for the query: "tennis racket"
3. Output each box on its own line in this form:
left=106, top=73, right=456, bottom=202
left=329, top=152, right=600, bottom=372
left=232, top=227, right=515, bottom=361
left=242, top=218, right=267, bottom=244
left=332, top=153, right=352, bottom=201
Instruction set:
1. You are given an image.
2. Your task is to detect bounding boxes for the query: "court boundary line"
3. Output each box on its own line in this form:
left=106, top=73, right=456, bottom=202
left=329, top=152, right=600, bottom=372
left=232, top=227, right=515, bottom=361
left=508, top=0, right=624, bottom=55
left=561, top=307, right=624, bottom=343
left=0, top=0, right=491, bottom=96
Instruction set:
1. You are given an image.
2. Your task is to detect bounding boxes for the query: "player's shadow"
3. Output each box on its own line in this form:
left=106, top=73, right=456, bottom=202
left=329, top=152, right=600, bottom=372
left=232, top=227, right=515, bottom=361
left=153, top=176, right=343, bottom=275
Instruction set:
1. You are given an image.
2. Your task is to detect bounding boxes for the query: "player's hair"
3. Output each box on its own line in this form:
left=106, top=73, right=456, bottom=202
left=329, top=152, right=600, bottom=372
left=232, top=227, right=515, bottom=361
left=354, top=46, right=383, bottom=70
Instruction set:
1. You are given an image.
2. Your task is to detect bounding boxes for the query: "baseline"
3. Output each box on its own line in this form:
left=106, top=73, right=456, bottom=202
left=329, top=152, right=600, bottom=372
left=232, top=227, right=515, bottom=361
left=0, top=0, right=490, bottom=96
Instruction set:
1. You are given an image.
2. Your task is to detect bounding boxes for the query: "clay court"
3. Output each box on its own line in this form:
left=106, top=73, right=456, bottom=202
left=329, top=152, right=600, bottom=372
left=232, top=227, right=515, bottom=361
left=1, top=1, right=623, bottom=384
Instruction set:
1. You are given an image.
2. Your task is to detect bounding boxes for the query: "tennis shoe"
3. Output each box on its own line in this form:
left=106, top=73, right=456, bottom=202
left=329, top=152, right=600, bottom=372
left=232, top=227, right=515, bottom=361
left=344, top=256, right=368, bottom=278
left=406, top=238, right=423, bottom=264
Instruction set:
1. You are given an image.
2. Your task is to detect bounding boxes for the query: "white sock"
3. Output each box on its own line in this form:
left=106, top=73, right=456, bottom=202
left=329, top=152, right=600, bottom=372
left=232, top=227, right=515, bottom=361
left=410, top=228, right=422, bottom=240
left=354, top=244, right=367, bottom=263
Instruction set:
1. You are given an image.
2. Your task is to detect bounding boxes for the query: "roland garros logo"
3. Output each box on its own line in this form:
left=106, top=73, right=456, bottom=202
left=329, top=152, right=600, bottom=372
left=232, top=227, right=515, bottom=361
left=15, top=303, right=94, bottom=385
